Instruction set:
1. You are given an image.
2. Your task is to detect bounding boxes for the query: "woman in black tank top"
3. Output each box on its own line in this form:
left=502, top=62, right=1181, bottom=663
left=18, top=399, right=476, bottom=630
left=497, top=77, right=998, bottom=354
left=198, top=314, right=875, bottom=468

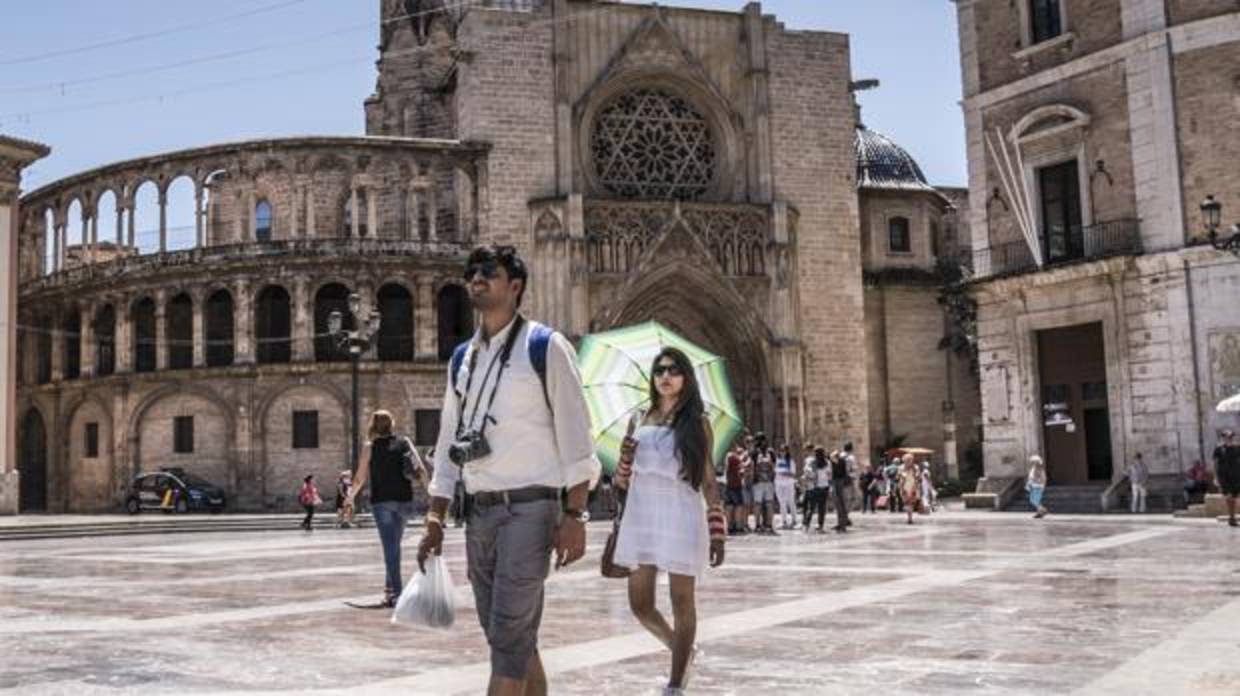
left=346, top=410, right=424, bottom=607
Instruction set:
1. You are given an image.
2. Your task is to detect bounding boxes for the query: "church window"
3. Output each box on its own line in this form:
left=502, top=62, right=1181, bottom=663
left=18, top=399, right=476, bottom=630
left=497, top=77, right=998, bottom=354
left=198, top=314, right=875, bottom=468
left=591, top=88, right=716, bottom=200
left=1029, top=0, right=1063, bottom=44
left=255, top=199, right=273, bottom=242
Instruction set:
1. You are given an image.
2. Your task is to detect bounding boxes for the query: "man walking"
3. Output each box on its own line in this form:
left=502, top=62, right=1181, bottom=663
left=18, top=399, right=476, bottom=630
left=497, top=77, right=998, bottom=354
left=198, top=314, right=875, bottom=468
left=1127, top=452, right=1150, bottom=514
left=1215, top=430, right=1240, bottom=528
left=749, top=435, right=777, bottom=534
left=418, top=245, right=600, bottom=696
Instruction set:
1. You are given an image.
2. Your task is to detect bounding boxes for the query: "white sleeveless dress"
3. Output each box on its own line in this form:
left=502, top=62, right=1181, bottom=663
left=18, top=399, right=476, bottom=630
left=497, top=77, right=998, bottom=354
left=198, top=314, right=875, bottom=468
left=613, top=425, right=709, bottom=580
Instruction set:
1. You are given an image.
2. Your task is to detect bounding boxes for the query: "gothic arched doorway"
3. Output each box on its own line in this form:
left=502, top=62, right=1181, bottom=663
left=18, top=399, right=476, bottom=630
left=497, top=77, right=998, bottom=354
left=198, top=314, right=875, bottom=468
left=600, top=264, right=774, bottom=442
left=18, top=408, right=48, bottom=512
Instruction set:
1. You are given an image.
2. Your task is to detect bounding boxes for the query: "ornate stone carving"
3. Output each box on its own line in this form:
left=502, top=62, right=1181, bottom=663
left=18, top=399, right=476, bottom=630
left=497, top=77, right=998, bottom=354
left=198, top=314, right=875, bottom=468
left=590, top=89, right=716, bottom=200
left=583, top=201, right=768, bottom=277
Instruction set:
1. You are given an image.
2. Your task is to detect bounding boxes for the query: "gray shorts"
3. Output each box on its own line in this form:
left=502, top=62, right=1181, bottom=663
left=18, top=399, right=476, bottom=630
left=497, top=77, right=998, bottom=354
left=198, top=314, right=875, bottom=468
left=752, top=481, right=777, bottom=505
left=466, top=498, right=557, bottom=679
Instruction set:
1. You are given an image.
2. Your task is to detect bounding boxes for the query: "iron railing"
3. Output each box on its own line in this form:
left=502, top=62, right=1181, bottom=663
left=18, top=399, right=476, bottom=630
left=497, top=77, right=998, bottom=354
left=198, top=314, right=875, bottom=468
left=966, top=218, right=1142, bottom=279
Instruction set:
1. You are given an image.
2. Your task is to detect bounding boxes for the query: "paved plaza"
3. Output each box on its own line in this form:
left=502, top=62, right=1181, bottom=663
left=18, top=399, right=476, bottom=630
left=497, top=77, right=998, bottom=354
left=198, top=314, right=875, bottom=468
left=1, top=513, right=1239, bottom=695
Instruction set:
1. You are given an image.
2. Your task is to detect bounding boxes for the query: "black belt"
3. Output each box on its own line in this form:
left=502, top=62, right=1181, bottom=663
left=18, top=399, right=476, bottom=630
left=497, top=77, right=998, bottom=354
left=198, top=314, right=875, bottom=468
left=469, top=485, right=560, bottom=509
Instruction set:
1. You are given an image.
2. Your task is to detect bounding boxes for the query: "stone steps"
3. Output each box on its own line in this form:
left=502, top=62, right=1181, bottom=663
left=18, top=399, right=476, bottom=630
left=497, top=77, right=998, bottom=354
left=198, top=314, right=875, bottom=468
left=0, top=514, right=381, bottom=542
left=1005, top=485, right=1108, bottom=514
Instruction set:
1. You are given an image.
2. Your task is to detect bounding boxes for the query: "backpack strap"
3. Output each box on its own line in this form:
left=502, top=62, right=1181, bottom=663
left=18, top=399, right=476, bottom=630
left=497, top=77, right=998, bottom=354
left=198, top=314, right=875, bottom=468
left=449, top=341, right=470, bottom=395
left=527, top=322, right=555, bottom=414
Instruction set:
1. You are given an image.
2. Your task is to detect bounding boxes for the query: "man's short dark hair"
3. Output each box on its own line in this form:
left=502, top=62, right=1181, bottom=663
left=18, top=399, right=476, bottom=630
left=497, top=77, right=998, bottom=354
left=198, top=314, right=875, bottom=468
left=843, top=442, right=854, bottom=453
left=467, top=245, right=529, bottom=308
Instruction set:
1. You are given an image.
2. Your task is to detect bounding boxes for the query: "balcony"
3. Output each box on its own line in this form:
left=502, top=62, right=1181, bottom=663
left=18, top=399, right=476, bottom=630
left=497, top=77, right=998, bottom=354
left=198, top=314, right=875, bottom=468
left=967, top=218, right=1142, bottom=279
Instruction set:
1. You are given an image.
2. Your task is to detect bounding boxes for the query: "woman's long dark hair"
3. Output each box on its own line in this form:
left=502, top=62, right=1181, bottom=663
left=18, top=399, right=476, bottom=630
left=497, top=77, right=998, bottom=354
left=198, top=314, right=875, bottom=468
left=648, top=347, right=707, bottom=491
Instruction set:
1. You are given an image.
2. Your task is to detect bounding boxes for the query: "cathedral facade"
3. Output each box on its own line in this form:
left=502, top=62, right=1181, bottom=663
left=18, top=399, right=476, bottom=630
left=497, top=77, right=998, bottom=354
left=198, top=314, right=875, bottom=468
left=8, top=1, right=977, bottom=513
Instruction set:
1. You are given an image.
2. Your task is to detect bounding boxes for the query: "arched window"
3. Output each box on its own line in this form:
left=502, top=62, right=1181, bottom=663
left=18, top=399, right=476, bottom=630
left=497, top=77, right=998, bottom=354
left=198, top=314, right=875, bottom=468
left=63, top=311, right=81, bottom=379
left=167, top=293, right=193, bottom=370
left=255, top=286, right=292, bottom=364
left=888, top=216, right=911, bottom=253
left=132, top=298, right=157, bottom=373
left=377, top=284, right=414, bottom=361
left=591, top=88, right=717, bottom=200
left=436, top=285, right=473, bottom=361
left=314, top=283, right=354, bottom=362
left=205, top=290, right=235, bottom=367
left=255, top=199, right=273, bottom=242
left=94, top=305, right=116, bottom=377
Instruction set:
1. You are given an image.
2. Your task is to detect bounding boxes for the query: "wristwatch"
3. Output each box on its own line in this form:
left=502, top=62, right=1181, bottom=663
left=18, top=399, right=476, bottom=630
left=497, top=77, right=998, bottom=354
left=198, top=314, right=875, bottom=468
left=564, top=508, right=590, bottom=524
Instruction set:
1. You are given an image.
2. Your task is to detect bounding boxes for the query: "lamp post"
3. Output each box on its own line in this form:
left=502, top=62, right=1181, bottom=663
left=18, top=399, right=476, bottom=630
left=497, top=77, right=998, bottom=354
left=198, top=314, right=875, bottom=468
left=328, top=293, right=381, bottom=473
left=1200, top=195, right=1240, bottom=255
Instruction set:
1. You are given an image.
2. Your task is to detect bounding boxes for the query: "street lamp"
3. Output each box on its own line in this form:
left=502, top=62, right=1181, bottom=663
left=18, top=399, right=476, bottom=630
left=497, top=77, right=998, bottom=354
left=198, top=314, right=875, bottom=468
left=1199, top=195, right=1240, bottom=254
left=328, top=292, right=381, bottom=473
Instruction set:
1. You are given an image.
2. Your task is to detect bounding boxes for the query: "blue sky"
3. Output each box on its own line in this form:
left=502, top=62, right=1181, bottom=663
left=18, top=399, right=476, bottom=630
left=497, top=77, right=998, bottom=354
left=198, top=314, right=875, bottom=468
left=1, top=0, right=965, bottom=199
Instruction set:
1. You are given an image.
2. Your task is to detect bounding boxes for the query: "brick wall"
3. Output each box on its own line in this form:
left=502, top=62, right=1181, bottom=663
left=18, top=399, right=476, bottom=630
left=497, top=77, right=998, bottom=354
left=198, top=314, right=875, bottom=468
left=1168, top=0, right=1240, bottom=26
left=973, top=0, right=1125, bottom=93
left=1174, top=41, right=1240, bottom=238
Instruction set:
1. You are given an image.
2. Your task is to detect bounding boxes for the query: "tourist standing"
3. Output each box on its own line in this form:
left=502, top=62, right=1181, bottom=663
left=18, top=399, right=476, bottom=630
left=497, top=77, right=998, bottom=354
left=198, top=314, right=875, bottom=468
left=897, top=455, right=922, bottom=525
left=335, top=470, right=353, bottom=528
left=841, top=442, right=859, bottom=514
left=1027, top=455, right=1049, bottom=519
left=1214, top=430, right=1240, bottom=527
left=1127, top=452, right=1150, bottom=514
left=613, top=348, right=726, bottom=695
left=750, top=438, right=778, bottom=534
left=347, top=410, right=424, bottom=607
left=724, top=444, right=746, bottom=535
left=803, top=447, right=831, bottom=532
left=417, top=245, right=600, bottom=696
left=860, top=462, right=878, bottom=513
left=298, top=474, right=321, bottom=531
left=774, top=444, right=798, bottom=529
left=830, top=449, right=851, bottom=532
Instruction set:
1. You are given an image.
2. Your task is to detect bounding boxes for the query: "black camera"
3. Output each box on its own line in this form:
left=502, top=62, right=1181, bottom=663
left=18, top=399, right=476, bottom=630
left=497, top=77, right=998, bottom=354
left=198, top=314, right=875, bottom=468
left=448, top=431, right=492, bottom=466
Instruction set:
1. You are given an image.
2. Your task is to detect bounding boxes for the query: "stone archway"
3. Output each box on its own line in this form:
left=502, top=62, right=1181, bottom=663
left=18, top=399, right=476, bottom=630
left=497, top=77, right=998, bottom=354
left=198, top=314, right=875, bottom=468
left=18, top=408, right=48, bottom=513
left=598, top=259, right=774, bottom=437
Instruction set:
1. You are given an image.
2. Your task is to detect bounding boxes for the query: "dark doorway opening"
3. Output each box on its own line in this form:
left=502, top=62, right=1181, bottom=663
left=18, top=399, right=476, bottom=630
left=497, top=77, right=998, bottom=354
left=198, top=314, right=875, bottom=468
left=19, top=409, right=48, bottom=512
left=1037, top=322, right=1112, bottom=483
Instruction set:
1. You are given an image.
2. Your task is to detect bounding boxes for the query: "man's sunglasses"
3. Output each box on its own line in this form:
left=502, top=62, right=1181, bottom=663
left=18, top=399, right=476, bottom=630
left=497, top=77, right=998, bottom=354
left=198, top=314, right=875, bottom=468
left=464, top=261, right=501, bottom=281
left=652, top=364, right=684, bottom=378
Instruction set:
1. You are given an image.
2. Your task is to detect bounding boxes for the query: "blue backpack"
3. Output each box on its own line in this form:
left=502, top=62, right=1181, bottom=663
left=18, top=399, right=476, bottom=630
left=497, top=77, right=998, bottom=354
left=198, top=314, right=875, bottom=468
left=450, top=321, right=555, bottom=412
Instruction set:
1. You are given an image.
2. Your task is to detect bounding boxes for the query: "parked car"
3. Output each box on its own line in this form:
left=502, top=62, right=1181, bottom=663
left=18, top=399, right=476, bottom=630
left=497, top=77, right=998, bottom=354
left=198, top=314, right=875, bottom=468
left=125, top=470, right=226, bottom=514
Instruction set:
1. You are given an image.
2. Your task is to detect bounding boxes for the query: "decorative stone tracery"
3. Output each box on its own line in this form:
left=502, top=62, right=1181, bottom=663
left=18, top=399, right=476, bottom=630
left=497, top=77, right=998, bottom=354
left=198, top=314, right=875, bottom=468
left=590, top=89, right=717, bottom=200
left=583, top=200, right=767, bottom=276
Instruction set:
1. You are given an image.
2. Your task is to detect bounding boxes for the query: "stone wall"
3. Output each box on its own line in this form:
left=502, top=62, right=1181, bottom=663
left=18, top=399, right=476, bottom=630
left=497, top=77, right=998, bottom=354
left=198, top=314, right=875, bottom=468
left=972, top=0, right=1125, bottom=94
left=1168, top=0, right=1240, bottom=26
left=1173, top=41, right=1240, bottom=239
left=767, top=26, right=868, bottom=454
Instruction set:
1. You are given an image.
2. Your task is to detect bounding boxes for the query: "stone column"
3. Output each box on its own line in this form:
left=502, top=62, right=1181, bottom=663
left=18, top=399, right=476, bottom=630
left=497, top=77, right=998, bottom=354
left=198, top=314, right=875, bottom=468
left=79, top=302, right=95, bottom=379
left=305, top=182, right=317, bottom=239
left=158, top=190, right=168, bottom=253
left=350, top=184, right=360, bottom=238
left=125, top=200, right=136, bottom=251
left=233, top=279, right=254, bottom=365
left=194, top=185, right=205, bottom=248
left=358, top=281, right=378, bottom=360
left=416, top=277, right=438, bottom=361
left=115, top=297, right=132, bottom=375
left=191, top=290, right=206, bottom=368
left=0, top=135, right=49, bottom=514
left=87, top=208, right=97, bottom=265
left=154, top=289, right=168, bottom=371
left=49, top=306, right=65, bottom=382
left=292, top=277, right=313, bottom=362
left=366, top=187, right=378, bottom=239
left=115, top=205, right=124, bottom=248
left=247, top=189, right=257, bottom=240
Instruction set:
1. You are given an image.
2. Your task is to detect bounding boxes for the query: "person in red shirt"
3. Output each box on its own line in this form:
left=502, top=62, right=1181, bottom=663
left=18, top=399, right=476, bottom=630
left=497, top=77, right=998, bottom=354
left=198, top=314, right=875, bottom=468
left=724, top=444, right=747, bottom=535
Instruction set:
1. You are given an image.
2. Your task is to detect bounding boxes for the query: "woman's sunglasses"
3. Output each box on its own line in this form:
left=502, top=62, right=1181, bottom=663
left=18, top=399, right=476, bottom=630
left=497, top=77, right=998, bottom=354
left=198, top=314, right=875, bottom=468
left=652, top=364, right=684, bottom=378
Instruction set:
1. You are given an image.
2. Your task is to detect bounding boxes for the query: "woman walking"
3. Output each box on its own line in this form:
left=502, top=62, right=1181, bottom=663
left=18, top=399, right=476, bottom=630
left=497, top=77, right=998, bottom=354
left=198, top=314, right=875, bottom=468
left=298, top=474, right=321, bottom=531
left=802, top=447, right=831, bottom=532
left=346, top=410, right=424, bottom=608
left=898, top=455, right=921, bottom=525
left=1027, top=455, right=1049, bottom=519
left=613, top=347, right=726, bottom=695
left=774, top=444, right=798, bottom=529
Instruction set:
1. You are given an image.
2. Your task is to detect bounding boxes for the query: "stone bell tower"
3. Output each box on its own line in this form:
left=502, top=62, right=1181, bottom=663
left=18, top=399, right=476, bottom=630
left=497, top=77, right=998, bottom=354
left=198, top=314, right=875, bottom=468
left=365, top=0, right=466, bottom=138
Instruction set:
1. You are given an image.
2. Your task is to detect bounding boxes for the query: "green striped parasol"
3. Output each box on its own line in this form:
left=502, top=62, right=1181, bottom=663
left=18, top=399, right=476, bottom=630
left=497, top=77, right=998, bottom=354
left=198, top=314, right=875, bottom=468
left=578, top=321, right=743, bottom=474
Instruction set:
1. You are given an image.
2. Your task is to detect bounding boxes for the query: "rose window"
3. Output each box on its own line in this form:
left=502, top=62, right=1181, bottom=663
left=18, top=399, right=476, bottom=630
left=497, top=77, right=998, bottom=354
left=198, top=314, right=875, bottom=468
left=590, top=88, right=717, bottom=200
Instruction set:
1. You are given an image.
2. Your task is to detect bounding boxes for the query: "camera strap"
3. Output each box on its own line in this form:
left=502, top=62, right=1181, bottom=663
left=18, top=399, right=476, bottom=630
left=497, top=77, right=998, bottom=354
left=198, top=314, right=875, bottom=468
left=455, top=314, right=527, bottom=440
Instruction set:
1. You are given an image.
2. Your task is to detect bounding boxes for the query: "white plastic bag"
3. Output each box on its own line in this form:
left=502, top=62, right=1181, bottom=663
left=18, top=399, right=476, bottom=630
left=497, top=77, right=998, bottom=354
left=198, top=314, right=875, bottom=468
left=391, top=556, right=456, bottom=628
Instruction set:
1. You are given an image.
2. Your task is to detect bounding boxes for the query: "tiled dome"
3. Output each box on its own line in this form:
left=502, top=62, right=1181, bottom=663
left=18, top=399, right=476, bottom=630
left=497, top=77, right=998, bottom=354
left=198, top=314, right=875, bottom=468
left=855, top=125, right=935, bottom=193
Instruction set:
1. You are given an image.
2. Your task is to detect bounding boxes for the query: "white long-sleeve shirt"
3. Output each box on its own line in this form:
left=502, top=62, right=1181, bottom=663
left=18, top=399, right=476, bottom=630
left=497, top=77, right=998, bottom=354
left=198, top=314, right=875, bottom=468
left=428, top=315, right=601, bottom=498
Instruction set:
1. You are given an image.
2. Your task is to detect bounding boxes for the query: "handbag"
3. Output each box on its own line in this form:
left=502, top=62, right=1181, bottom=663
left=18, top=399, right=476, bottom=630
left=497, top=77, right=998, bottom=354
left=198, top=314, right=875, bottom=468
left=600, top=502, right=630, bottom=579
